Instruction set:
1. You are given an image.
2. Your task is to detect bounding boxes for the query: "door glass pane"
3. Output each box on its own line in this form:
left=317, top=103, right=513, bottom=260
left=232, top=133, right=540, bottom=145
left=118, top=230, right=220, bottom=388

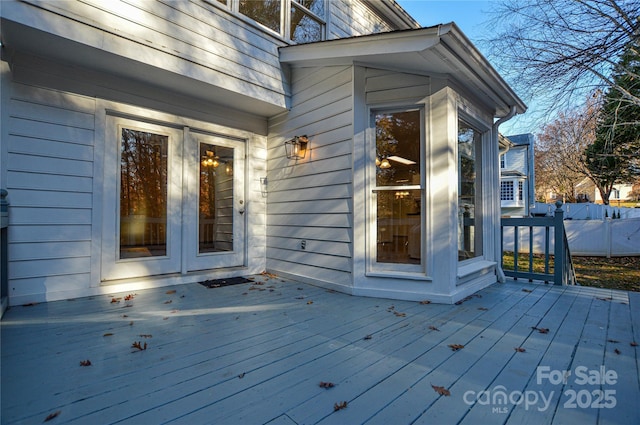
left=458, top=121, right=483, bottom=260
left=120, top=128, right=168, bottom=258
left=376, top=189, right=422, bottom=264
left=374, top=110, right=422, bottom=265
left=199, top=143, right=234, bottom=253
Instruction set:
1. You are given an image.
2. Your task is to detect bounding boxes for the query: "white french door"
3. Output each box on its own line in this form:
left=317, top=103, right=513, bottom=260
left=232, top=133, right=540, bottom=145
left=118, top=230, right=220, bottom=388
left=185, top=132, right=245, bottom=272
left=101, top=115, right=245, bottom=282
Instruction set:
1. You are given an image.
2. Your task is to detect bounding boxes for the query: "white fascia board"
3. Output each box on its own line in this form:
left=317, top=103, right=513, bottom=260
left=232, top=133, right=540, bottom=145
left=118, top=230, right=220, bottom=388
left=280, top=24, right=526, bottom=119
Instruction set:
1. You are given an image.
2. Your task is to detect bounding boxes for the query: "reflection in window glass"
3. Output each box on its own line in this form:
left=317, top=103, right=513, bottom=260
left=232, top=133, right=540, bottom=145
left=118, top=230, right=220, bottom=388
left=239, top=0, right=281, bottom=33
left=458, top=121, right=483, bottom=260
left=199, top=143, right=235, bottom=253
left=291, top=6, right=322, bottom=43
left=374, top=110, right=422, bottom=265
left=293, top=0, right=324, bottom=16
left=120, top=128, right=168, bottom=258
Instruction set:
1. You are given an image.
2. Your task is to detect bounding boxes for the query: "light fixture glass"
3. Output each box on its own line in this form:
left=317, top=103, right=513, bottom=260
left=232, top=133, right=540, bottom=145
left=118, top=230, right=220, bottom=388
left=379, top=158, right=391, bottom=169
left=285, top=135, right=309, bottom=160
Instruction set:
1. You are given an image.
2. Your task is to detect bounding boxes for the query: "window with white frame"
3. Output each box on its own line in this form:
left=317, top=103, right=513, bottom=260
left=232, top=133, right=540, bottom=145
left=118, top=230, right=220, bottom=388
left=518, top=181, right=524, bottom=201
left=500, top=181, right=514, bottom=201
left=217, top=0, right=326, bottom=43
left=371, top=108, right=423, bottom=271
left=458, top=120, right=483, bottom=261
left=500, top=154, right=505, bottom=169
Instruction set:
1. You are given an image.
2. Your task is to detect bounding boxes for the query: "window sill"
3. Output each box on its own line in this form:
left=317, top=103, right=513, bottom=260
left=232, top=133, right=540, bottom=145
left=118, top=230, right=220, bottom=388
left=457, top=260, right=496, bottom=280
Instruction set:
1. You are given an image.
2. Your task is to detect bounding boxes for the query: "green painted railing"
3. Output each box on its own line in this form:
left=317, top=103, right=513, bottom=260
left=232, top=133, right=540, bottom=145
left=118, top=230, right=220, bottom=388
left=501, top=201, right=577, bottom=285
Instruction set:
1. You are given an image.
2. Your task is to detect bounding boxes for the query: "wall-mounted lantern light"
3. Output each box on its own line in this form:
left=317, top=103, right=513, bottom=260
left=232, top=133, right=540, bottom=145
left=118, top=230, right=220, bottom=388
left=285, top=135, right=309, bottom=160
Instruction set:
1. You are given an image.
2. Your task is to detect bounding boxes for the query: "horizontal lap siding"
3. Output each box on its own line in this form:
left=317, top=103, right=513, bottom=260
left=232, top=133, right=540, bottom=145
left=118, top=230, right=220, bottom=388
left=25, top=0, right=285, bottom=102
left=267, top=66, right=354, bottom=286
left=6, top=83, right=95, bottom=299
left=329, top=0, right=394, bottom=39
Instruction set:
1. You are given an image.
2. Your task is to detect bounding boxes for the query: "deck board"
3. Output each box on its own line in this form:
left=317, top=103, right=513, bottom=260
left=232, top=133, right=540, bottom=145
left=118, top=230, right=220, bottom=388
left=1, top=277, right=639, bottom=425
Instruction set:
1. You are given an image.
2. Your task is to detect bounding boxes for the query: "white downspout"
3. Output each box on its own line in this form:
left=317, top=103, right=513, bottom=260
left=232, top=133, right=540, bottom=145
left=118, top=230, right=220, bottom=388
left=493, top=106, right=518, bottom=283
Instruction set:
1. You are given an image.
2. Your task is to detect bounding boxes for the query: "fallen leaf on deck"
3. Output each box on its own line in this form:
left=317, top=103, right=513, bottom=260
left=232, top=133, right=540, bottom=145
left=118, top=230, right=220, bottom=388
left=103, top=333, right=114, bottom=337
left=419, top=300, right=431, bottom=305
left=110, top=298, right=121, bottom=303
left=607, top=339, right=619, bottom=343
left=166, top=290, right=176, bottom=294
left=477, top=307, right=489, bottom=311
left=531, top=327, right=549, bottom=334
left=238, top=372, right=245, bottom=379
left=124, top=294, right=135, bottom=301
left=131, top=341, right=147, bottom=351
left=631, top=341, right=638, bottom=347
left=522, top=289, right=532, bottom=293
left=22, top=302, right=38, bottom=307
left=431, top=384, right=451, bottom=396
left=79, top=360, right=92, bottom=366
left=448, top=344, right=464, bottom=351
left=295, top=296, right=305, bottom=300
left=364, top=334, right=373, bottom=340
left=129, top=321, right=134, bottom=326
left=44, top=411, right=61, bottom=422
left=319, top=381, right=335, bottom=388
left=515, top=347, right=526, bottom=352
left=307, top=301, right=313, bottom=305
left=614, top=348, right=621, bottom=355
left=394, top=311, right=406, bottom=317
left=334, top=401, right=348, bottom=411
left=428, top=326, right=440, bottom=332
left=164, top=300, right=172, bottom=304
left=596, top=297, right=612, bottom=301
left=139, top=334, right=152, bottom=338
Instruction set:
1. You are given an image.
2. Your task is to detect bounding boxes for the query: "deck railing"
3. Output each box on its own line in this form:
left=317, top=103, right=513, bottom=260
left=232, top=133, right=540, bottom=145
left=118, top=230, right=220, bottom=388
left=501, top=201, right=577, bottom=285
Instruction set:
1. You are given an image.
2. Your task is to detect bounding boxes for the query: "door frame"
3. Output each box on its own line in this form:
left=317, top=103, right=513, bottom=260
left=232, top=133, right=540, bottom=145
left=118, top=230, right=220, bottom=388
left=97, top=105, right=249, bottom=284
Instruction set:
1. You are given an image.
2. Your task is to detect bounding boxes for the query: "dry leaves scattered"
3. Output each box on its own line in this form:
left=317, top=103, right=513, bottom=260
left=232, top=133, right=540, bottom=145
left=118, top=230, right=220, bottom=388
left=110, top=297, right=121, bottom=304
left=124, top=294, right=135, bottom=301
left=419, top=300, right=431, bottom=305
left=431, top=384, right=451, bottom=396
left=334, top=401, right=348, bottom=411
left=531, top=326, right=549, bottom=334
left=448, top=344, right=464, bottom=351
left=319, top=381, right=335, bottom=389
left=514, top=347, right=526, bottom=352
left=522, top=289, right=533, bottom=293
left=614, top=348, right=621, bottom=355
left=631, top=341, right=638, bottom=347
left=103, top=333, right=114, bottom=337
left=79, top=360, right=92, bottom=367
left=364, top=334, right=373, bottom=340
left=428, top=325, right=440, bottom=332
left=132, top=341, right=147, bottom=351
left=477, top=307, right=489, bottom=311
left=44, top=411, right=61, bottom=422
left=166, top=290, right=176, bottom=294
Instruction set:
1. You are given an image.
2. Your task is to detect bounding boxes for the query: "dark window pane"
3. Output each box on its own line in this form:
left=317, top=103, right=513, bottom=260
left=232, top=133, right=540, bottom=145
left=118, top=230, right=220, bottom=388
left=375, top=110, right=421, bottom=187
left=120, top=128, right=168, bottom=258
left=199, top=143, right=235, bottom=253
left=239, top=0, right=281, bottom=33
left=291, top=6, right=322, bottom=43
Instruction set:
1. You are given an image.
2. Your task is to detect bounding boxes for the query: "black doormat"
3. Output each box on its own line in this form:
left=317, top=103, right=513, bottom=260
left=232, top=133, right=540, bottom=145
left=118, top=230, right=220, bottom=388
left=199, top=277, right=253, bottom=288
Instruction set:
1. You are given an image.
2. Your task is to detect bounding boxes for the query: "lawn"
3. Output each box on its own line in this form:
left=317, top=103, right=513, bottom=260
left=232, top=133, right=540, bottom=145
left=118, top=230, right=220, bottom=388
left=502, top=253, right=640, bottom=292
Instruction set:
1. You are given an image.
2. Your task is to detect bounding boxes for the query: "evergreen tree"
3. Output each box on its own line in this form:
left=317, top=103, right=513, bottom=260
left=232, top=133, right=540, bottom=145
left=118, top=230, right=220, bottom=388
left=585, top=40, right=640, bottom=204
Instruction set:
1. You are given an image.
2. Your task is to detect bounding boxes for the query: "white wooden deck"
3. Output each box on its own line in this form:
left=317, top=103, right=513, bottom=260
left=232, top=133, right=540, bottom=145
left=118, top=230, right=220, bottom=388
left=2, top=276, right=639, bottom=425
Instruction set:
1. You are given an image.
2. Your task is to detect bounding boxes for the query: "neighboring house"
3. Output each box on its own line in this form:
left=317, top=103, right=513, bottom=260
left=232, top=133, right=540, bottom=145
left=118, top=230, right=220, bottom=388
left=0, top=0, right=525, bottom=308
left=499, top=133, right=535, bottom=216
left=575, top=177, right=635, bottom=204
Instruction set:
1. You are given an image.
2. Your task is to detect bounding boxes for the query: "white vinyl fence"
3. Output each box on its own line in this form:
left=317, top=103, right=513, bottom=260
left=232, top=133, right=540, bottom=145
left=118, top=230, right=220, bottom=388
left=502, top=217, right=640, bottom=257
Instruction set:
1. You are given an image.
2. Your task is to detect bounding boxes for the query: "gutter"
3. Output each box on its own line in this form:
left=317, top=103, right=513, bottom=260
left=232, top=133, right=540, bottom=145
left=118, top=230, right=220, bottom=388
left=493, top=106, right=518, bottom=283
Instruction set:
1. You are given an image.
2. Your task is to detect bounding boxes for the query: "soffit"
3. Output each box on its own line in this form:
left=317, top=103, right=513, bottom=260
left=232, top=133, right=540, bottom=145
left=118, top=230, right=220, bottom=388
left=280, top=24, right=527, bottom=118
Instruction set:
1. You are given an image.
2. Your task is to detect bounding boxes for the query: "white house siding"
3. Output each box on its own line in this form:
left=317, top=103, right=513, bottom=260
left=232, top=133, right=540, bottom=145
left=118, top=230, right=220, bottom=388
left=328, top=0, right=395, bottom=39
left=266, top=66, right=355, bottom=290
left=3, top=0, right=288, bottom=112
left=4, top=80, right=96, bottom=302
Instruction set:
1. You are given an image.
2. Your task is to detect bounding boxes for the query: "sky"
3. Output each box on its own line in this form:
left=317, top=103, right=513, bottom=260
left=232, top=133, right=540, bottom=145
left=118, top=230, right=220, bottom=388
left=395, top=0, right=531, bottom=136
